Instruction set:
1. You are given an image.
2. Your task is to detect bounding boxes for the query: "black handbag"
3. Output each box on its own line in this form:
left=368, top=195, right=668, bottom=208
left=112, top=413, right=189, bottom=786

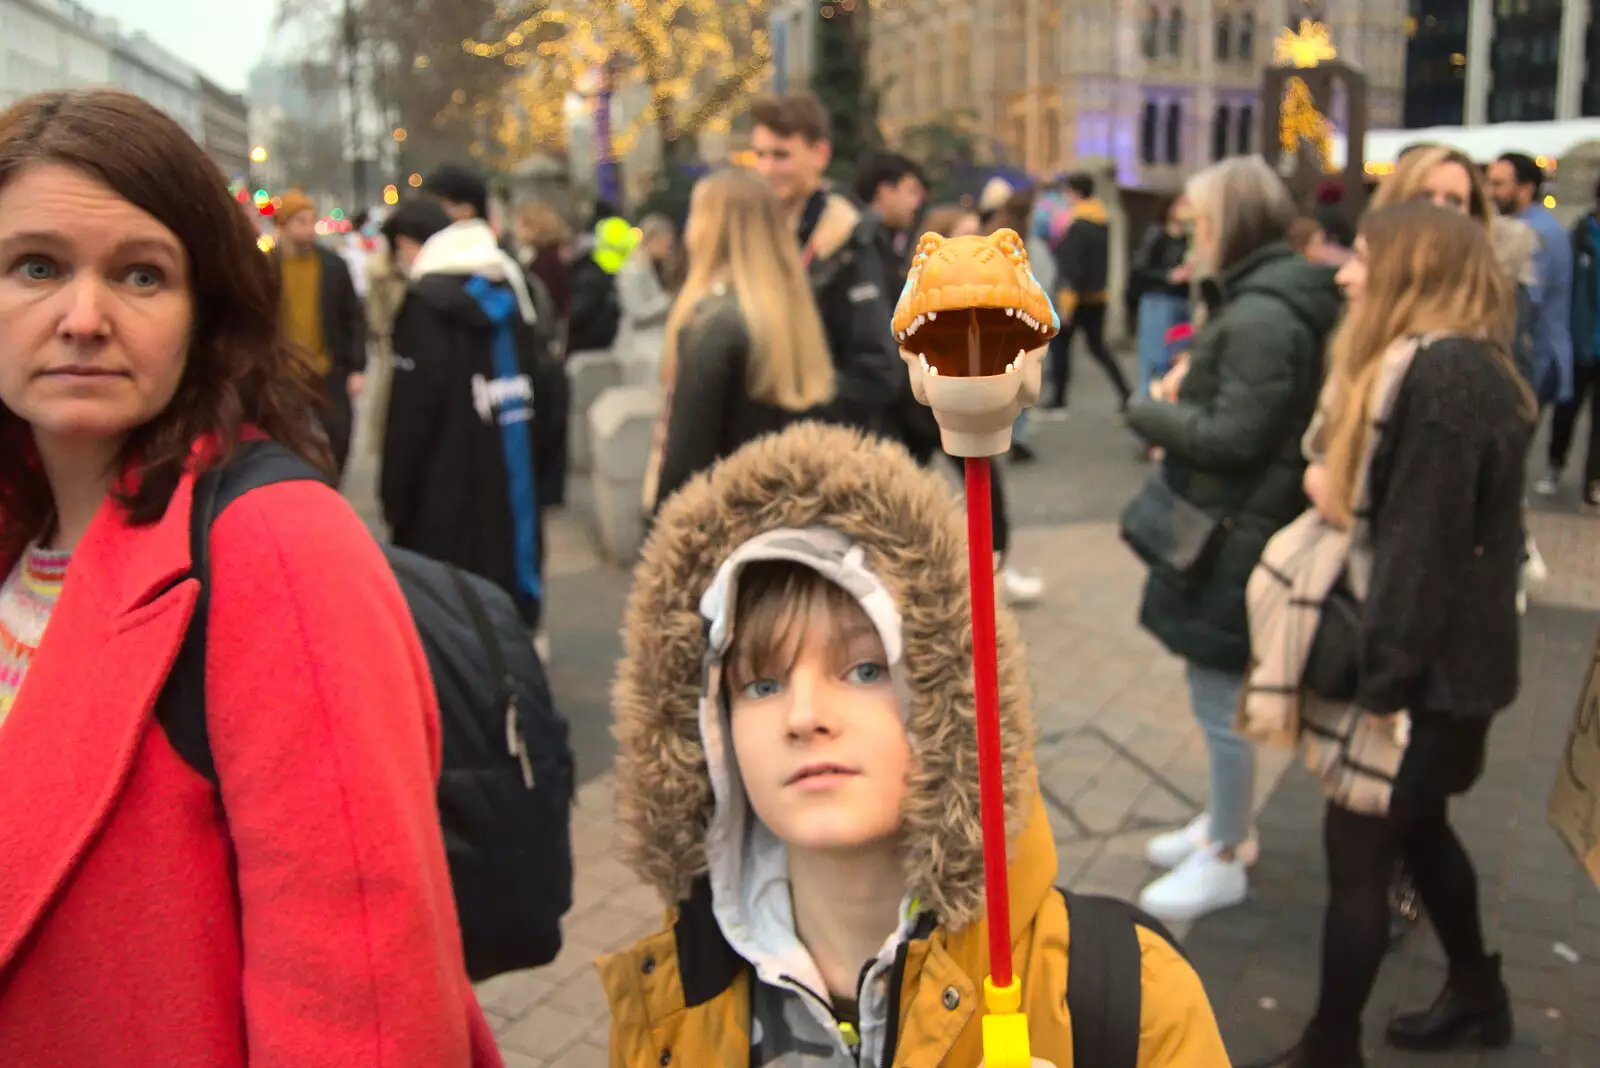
left=1118, top=469, right=1234, bottom=586
left=1303, top=577, right=1361, bottom=702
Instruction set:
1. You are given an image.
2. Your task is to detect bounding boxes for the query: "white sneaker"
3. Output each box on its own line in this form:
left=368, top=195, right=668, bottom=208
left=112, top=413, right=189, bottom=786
left=1000, top=568, right=1044, bottom=605
left=1525, top=536, right=1549, bottom=584
left=1138, top=842, right=1249, bottom=923
left=1533, top=468, right=1561, bottom=496
left=1145, top=812, right=1261, bottom=869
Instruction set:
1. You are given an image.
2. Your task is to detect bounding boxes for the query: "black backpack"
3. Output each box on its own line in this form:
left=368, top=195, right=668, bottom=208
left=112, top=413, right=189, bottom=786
left=1063, top=890, right=1188, bottom=1068
left=157, top=440, right=575, bottom=981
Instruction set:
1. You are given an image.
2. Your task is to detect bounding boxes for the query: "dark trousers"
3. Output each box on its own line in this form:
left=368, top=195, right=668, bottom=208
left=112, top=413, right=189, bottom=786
left=321, top=372, right=354, bottom=480
left=1548, top=360, right=1599, bottom=485
left=1044, top=301, right=1131, bottom=408
left=940, top=452, right=1011, bottom=559
left=1313, top=791, right=1488, bottom=1037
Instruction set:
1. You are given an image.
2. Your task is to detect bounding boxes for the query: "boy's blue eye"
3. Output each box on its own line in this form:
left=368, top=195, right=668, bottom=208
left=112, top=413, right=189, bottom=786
left=740, top=678, right=783, bottom=700
left=846, top=662, right=888, bottom=685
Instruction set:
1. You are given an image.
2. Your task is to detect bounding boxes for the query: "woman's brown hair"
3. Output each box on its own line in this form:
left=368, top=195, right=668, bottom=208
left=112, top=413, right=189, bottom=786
left=1319, top=202, right=1534, bottom=528
left=919, top=204, right=979, bottom=239
left=515, top=200, right=570, bottom=249
left=0, top=89, right=329, bottom=555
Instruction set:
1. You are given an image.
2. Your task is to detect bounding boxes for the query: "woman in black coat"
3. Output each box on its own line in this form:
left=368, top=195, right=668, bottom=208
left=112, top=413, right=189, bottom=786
left=1253, top=204, right=1535, bottom=1068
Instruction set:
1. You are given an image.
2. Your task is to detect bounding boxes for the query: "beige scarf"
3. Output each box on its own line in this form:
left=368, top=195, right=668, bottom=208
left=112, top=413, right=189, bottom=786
left=1240, top=335, right=1454, bottom=815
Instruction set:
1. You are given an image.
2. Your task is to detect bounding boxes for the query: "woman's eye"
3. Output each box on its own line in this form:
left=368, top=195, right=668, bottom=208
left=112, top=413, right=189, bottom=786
left=125, top=266, right=164, bottom=289
left=846, top=662, right=888, bottom=685
left=740, top=678, right=782, bottom=700
left=16, top=257, right=56, bottom=282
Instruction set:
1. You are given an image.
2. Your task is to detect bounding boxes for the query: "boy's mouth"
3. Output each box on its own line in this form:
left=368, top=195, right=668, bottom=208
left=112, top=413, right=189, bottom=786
left=786, top=762, right=859, bottom=786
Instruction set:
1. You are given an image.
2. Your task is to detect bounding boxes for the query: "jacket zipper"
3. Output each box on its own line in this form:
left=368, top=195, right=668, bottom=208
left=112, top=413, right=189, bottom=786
left=778, top=973, right=863, bottom=1063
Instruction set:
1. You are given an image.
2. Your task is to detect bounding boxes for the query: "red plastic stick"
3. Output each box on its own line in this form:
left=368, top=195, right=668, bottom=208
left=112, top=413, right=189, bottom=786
left=964, top=455, right=1013, bottom=987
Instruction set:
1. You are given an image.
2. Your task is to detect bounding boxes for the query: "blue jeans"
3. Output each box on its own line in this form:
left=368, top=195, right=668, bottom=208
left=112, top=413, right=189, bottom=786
left=1186, top=662, right=1254, bottom=847
left=1013, top=409, right=1031, bottom=443
left=1136, top=292, right=1189, bottom=400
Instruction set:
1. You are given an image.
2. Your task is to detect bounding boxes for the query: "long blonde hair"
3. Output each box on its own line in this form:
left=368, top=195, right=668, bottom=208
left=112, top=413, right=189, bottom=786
left=1320, top=203, right=1532, bottom=527
left=1369, top=145, right=1494, bottom=230
left=660, top=167, right=834, bottom=411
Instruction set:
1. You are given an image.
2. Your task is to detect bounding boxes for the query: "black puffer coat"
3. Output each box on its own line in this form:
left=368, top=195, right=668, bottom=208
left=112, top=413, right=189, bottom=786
left=1125, top=242, right=1342, bottom=672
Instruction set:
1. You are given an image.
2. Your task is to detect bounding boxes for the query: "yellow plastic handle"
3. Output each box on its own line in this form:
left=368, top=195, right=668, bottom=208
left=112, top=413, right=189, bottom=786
left=980, top=976, right=1032, bottom=1068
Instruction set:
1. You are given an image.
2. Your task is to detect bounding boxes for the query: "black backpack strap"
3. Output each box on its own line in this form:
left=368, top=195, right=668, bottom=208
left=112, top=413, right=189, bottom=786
left=1064, top=890, right=1184, bottom=1068
left=155, top=440, right=327, bottom=784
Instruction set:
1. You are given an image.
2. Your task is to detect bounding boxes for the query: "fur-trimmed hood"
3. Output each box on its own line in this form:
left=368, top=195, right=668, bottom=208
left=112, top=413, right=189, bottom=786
left=612, top=422, right=1042, bottom=933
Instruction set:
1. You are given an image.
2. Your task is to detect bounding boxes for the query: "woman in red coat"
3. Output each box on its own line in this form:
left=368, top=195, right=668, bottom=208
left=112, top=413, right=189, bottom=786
left=0, top=91, right=500, bottom=1065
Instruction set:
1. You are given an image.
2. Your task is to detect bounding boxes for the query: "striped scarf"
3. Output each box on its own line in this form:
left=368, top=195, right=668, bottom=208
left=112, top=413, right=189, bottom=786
left=1241, top=335, right=1443, bottom=815
left=0, top=543, right=71, bottom=728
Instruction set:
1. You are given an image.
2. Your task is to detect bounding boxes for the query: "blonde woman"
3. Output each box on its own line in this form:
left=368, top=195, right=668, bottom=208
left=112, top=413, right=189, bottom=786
left=647, top=167, right=835, bottom=510
left=1248, top=204, right=1533, bottom=1068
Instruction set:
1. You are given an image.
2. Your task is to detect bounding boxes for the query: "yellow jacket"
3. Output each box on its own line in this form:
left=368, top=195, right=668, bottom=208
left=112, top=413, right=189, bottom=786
left=598, top=423, right=1230, bottom=1067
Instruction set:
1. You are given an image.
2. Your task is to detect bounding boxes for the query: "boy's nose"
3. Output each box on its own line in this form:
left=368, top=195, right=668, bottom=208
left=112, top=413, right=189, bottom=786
left=784, top=668, right=835, bottom=737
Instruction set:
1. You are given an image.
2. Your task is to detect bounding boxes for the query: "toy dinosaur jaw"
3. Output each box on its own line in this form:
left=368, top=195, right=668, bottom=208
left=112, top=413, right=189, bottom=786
left=891, top=229, right=1059, bottom=378
left=898, top=306, right=1051, bottom=378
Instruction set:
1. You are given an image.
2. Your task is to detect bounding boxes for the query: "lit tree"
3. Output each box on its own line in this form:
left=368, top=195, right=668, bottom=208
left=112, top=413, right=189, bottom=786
left=811, top=0, right=881, bottom=186
left=465, top=1, right=777, bottom=169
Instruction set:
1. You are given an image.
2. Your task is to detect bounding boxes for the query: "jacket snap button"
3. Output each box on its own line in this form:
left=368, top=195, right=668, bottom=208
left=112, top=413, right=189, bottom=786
left=641, top=956, right=656, bottom=975
left=1474, top=545, right=1485, bottom=557
left=658, top=1049, right=671, bottom=1066
left=942, top=986, right=961, bottom=1010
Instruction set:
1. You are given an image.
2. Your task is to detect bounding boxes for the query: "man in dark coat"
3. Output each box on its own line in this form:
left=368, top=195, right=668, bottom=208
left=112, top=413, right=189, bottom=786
left=750, top=93, right=903, bottom=436
left=382, top=181, right=564, bottom=629
left=272, top=188, right=367, bottom=477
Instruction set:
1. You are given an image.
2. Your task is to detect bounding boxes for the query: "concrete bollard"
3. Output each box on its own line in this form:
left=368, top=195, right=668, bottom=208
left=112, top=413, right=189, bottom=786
left=566, top=350, right=624, bottom=475
left=587, top=386, right=661, bottom=564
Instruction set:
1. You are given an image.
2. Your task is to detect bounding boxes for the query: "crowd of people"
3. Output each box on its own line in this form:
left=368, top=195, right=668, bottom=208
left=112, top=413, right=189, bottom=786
left=0, top=80, right=1592, bottom=1068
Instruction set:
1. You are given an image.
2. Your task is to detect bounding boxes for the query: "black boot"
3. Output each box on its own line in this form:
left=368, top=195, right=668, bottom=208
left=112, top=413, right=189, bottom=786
left=1240, top=1021, right=1363, bottom=1068
left=1386, top=953, right=1513, bottom=1051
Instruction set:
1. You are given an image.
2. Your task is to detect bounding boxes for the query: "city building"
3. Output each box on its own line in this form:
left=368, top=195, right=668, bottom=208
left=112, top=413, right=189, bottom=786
left=0, top=0, right=112, bottom=111
left=198, top=75, right=251, bottom=184
left=106, top=26, right=203, bottom=142
left=1406, top=0, right=1595, bottom=128
left=868, top=0, right=1406, bottom=189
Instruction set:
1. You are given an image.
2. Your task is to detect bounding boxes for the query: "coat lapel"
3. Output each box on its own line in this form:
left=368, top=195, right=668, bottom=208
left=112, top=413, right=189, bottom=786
left=0, top=475, right=199, bottom=972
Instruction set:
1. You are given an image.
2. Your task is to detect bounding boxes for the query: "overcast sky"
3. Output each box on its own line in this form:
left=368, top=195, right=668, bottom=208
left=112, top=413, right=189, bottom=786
left=79, top=0, right=279, bottom=93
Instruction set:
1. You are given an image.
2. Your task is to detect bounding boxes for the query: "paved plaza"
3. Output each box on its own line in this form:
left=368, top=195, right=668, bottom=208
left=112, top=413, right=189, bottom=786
left=345, top=366, right=1600, bottom=1067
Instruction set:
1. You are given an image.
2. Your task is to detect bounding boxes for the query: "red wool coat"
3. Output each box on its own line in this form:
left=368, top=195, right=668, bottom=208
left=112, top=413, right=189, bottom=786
left=0, top=455, right=502, bottom=1067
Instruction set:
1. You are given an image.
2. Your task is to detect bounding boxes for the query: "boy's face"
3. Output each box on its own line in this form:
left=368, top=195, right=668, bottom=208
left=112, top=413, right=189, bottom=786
left=728, top=597, right=909, bottom=853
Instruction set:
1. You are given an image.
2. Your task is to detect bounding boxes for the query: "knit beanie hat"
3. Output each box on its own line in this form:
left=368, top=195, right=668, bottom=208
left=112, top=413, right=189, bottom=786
left=278, top=189, right=317, bottom=222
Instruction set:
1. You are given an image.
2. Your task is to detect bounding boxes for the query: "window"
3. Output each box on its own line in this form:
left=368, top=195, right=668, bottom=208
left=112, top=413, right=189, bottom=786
left=1141, top=5, right=1160, bottom=59
left=1165, top=101, right=1183, bottom=163
left=1215, top=14, right=1232, bottom=62
left=1140, top=100, right=1160, bottom=163
left=1168, top=6, right=1186, bottom=57
left=1212, top=103, right=1232, bottom=160
left=1238, top=12, right=1255, bottom=60
left=1236, top=103, right=1253, bottom=154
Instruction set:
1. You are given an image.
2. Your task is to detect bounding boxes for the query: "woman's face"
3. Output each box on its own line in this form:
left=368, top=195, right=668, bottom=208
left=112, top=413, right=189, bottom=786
left=1192, top=207, right=1217, bottom=267
left=646, top=230, right=675, bottom=261
left=0, top=164, right=192, bottom=451
left=1336, top=234, right=1369, bottom=303
left=1420, top=161, right=1474, bottom=216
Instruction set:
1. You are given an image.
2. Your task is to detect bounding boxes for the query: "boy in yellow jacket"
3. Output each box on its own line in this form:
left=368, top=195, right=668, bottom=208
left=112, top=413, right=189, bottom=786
left=600, top=422, right=1230, bottom=1066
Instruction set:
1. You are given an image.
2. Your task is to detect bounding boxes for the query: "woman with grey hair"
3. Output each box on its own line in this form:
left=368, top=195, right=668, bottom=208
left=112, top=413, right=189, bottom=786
left=1123, top=156, right=1343, bottom=922
left=616, top=213, right=678, bottom=381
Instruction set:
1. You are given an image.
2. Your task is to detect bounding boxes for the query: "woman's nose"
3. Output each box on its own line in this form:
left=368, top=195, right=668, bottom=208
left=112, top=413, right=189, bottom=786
left=57, top=278, right=111, bottom=340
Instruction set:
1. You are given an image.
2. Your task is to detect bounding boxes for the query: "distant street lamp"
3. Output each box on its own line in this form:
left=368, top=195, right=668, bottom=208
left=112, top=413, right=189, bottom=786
left=250, top=145, right=269, bottom=164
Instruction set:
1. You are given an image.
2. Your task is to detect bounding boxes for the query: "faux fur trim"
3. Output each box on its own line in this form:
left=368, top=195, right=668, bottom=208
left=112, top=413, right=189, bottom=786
left=612, top=423, right=1035, bottom=931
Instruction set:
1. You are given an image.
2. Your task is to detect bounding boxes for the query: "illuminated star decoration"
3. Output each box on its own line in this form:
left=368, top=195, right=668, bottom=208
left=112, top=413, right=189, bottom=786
left=1273, top=18, right=1338, bottom=69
